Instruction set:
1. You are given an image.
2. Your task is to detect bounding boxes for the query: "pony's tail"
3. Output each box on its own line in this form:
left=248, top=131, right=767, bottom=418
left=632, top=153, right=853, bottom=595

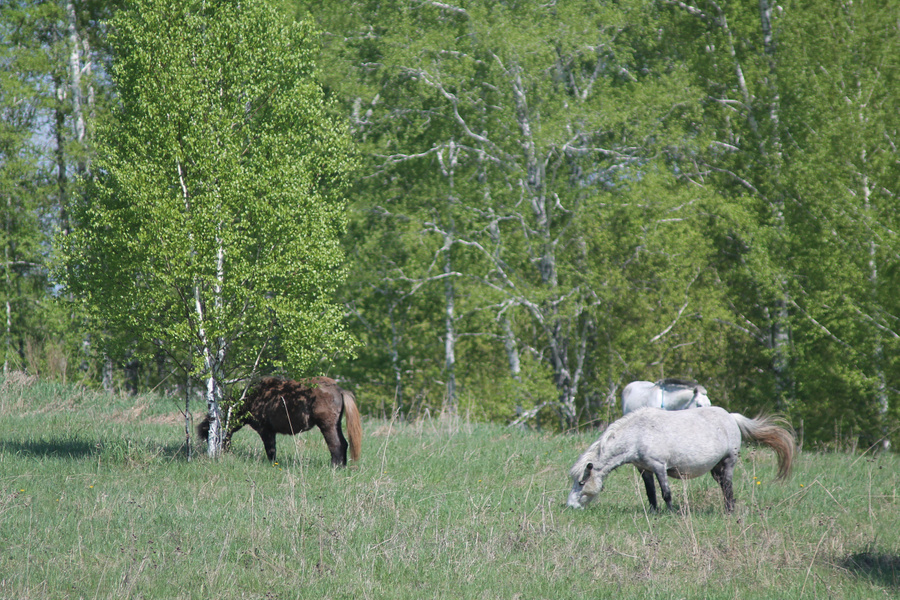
left=731, top=413, right=796, bottom=481
left=342, top=390, right=363, bottom=462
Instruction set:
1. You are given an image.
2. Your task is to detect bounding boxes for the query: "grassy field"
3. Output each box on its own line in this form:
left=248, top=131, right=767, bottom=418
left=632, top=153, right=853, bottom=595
left=0, top=375, right=898, bottom=599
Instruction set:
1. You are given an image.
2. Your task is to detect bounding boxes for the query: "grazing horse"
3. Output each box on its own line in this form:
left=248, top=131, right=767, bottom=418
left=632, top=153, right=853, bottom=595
left=567, top=406, right=795, bottom=512
left=198, top=377, right=362, bottom=467
left=621, top=378, right=711, bottom=415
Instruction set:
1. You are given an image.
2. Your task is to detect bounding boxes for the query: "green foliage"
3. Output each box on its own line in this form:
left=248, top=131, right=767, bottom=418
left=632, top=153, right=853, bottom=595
left=312, top=0, right=720, bottom=427
left=58, top=0, right=355, bottom=390
left=0, top=0, right=125, bottom=383
left=1, top=0, right=898, bottom=447
left=458, top=352, right=558, bottom=423
left=0, top=1, right=63, bottom=373
left=285, top=0, right=900, bottom=443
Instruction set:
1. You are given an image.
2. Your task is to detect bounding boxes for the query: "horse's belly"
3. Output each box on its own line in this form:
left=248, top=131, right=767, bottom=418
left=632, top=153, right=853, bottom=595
left=666, top=461, right=718, bottom=479
left=258, top=405, right=313, bottom=435
left=664, top=449, right=727, bottom=479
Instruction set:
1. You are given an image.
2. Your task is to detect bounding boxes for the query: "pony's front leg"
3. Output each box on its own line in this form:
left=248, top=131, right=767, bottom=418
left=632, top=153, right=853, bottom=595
left=640, top=470, right=659, bottom=510
left=222, top=429, right=234, bottom=451
left=257, top=429, right=277, bottom=462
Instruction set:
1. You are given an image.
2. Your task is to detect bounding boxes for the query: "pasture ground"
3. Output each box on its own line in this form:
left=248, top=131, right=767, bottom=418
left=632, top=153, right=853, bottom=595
left=0, top=376, right=898, bottom=599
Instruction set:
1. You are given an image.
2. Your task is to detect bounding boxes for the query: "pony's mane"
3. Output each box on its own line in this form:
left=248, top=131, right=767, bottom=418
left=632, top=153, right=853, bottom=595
left=657, top=377, right=699, bottom=389
left=569, top=411, right=647, bottom=479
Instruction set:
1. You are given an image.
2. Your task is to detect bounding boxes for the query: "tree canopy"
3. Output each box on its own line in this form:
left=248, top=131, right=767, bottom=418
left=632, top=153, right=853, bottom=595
left=57, top=0, right=355, bottom=453
left=2, top=0, right=897, bottom=448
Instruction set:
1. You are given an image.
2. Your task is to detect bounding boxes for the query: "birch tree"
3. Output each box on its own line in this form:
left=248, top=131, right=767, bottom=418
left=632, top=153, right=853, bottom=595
left=315, top=0, right=719, bottom=428
left=663, top=0, right=899, bottom=442
left=59, top=0, right=354, bottom=455
left=0, top=0, right=113, bottom=378
left=660, top=0, right=799, bottom=408
left=776, top=0, right=900, bottom=445
left=0, top=11, right=44, bottom=375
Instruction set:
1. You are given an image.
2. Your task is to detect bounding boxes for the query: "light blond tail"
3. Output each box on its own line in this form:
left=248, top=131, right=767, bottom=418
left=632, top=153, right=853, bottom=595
left=733, top=413, right=796, bottom=481
left=343, top=391, right=363, bottom=462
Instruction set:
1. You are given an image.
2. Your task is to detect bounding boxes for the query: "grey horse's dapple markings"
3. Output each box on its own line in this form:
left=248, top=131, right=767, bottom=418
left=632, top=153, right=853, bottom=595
left=567, top=406, right=795, bottom=512
left=621, top=378, right=711, bottom=415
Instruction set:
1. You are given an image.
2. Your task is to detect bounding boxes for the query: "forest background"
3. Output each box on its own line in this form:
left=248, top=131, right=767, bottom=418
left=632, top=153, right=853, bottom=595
left=1, top=0, right=898, bottom=448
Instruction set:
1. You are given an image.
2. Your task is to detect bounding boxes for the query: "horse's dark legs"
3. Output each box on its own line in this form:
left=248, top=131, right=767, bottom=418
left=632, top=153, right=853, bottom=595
left=652, top=467, right=674, bottom=510
left=223, top=429, right=234, bottom=451
left=319, top=423, right=348, bottom=467
left=256, top=428, right=278, bottom=462
left=640, top=470, right=659, bottom=510
left=711, top=455, right=737, bottom=513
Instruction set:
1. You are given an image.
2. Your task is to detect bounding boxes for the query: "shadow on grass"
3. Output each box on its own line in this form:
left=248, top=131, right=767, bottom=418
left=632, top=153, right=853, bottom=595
left=0, top=438, right=99, bottom=459
left=0, top=438, right=190, bottom=461
left=841, top=552, right=900, bottom=589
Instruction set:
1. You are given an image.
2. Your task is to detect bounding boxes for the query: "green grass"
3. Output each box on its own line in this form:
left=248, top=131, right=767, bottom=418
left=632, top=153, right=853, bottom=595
left=1, top=376, right=898, bottom=599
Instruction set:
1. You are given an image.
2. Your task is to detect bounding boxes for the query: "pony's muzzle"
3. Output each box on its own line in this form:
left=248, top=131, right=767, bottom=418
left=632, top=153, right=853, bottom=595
left=566, top=493, right=586, bottom=509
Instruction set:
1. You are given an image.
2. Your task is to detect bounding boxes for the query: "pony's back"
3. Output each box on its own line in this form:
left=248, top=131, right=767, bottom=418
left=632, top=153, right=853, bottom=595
left=621, top=381, right=657, bottom=414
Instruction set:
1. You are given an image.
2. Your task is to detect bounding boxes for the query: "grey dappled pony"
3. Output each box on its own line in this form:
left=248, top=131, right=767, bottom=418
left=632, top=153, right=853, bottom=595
left=567, top=406, right=795, bottom=513
left=621, top=378, right=711, bottom=415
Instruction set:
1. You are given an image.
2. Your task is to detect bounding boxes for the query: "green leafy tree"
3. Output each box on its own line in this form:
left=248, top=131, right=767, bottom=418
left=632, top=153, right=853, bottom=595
left=0, top=6, right=45, bottom=375
left=774, top=0, right=900, bottom=446
left=1, top=0, right=117, bottom=380
left=58, top=0, right=354, bottom=455
left=664, top=0, right=900, bottom=445
left=310, top=0, right=726, bottom=428
left=660, top=0, right=800, bottom=409
left=296, top=0, right=899, bottom=444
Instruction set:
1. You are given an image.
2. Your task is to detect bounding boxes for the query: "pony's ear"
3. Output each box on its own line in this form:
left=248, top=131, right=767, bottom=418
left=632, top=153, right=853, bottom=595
left=579, top=463, right=594, bottom=485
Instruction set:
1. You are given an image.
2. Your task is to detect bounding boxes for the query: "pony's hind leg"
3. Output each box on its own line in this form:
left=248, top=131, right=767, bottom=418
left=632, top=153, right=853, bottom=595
left=640, top=470, right=659, bottom=510
left=318, top=423, right=348, bottom=467
left=711, top=455, right=736, bottom=513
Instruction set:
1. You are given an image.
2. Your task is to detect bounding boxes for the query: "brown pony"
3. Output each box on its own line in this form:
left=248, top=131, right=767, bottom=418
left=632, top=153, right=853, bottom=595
left=198, top=377, right=362, bottom=466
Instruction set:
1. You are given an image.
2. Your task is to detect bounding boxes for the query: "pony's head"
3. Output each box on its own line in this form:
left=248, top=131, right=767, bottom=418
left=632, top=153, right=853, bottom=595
left=567, top=446, right=604, bottom=509
left=693, top=385, right=711, bottom=408
left=196, top=416, right=211, bottom=441
left=196, top=415, right=236, bottom=449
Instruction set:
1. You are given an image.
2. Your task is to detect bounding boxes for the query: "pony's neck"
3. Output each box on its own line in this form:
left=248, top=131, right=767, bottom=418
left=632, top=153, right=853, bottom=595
left=661, top=386, right=695, bottom=410
left=594, top=448, right=633, bottom=481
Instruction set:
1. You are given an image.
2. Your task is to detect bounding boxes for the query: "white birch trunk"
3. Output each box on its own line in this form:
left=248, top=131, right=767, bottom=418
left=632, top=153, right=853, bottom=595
left=200, top=239, right=227, bottom=457
left=388, top=303, right=404, bottom=416
left=511, top=64, right=580, bottom=426
left=758, top=0, right=793, bottom=409
left=862, top=166, right=890, bottom=449
left=179, top=160, right=228, bottom=455
left=443, top=241, right=457, bottom=414
left=67, top=1, right=85, bottom=158
left=438, top=142, right=460, bottom=414
left=501, top=316, right=520, bottom=380
left=691, top=1, right=793, bottom=408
